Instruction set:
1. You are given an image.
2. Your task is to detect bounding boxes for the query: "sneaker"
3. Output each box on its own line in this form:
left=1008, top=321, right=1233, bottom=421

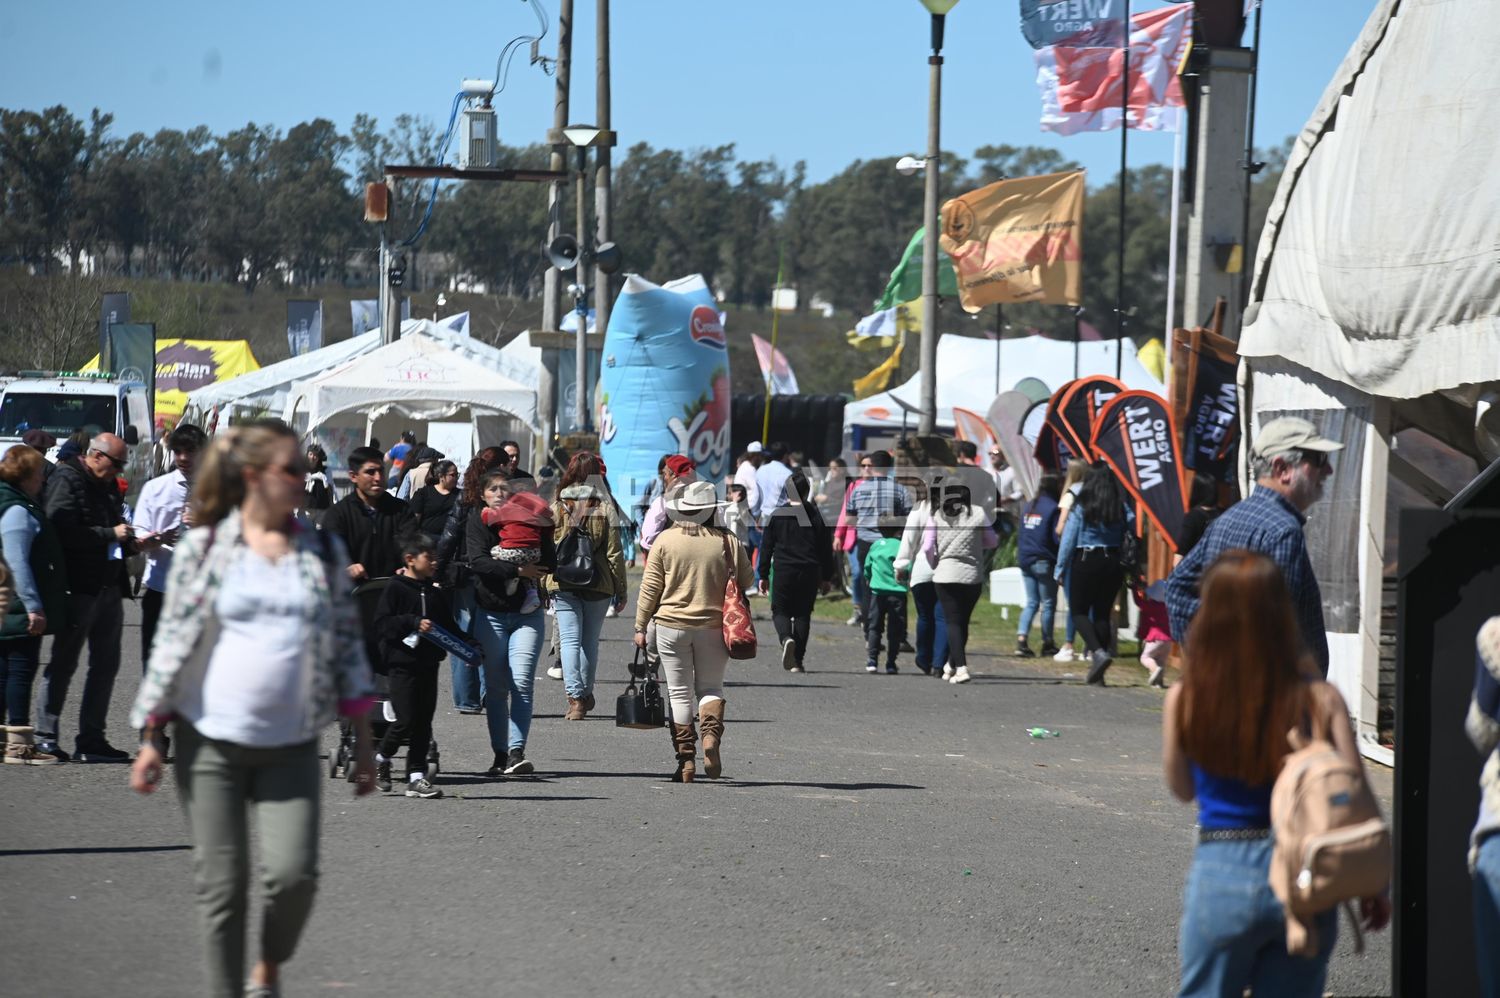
left=485, top=753, right=507, bottom=778
left=456, top=705, right=484, bottom=715
left=502, top=749, right=534, bottom=776
left=885, top=663, right=899, bottom=675
left=1053, top=645, right=1077, bottom=663
left=899, top=640, right=915, bottom=654
left=950, top=666, right=973, bottom=684
left=1147, top=663, right=1167, bottom=689
left=74, top=741, right=130, bottom=764
left=405, top=777, right=443, bottom=799
left=519, top=589, right=542, bottom=614
left=865, top=662, right=879, bottom=673
left=1016, top=637, right=1036, bottom=658
left=780, top=639, right=797, bottom=672
left=789, top=665, right=805, bottom=674
left=1086, top=649, right=1113, bottom=686
left=941, top=664, right=955, bottom=680
left=1039, top=643, right=1061, bottom=657
left=546, top=663, right=564, bottom=681
left=376, top=761, right=392, bottom=793
left=244, top=983, right=280, bottom=998
left=34, top=740, right=70, bottom=763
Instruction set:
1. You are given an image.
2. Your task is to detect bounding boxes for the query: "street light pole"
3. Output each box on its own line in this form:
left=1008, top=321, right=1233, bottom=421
left=918, top=0, right=958, bottom=435
left=574, top=144, right=590, bottom=432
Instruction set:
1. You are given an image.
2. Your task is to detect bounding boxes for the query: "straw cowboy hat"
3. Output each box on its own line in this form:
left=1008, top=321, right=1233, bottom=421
left=665, top=480, right=723, bottom=522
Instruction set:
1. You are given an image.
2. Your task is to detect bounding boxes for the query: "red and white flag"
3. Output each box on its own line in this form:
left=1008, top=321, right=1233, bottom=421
left=751, top=333, right=800, bottom=395
left=1034, top=2, right=1194, bottom=135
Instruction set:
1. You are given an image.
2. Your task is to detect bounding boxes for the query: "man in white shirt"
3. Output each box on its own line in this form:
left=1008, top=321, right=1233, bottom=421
left=752, top=442, right=794, bottom=522
left=133, top=423, right=205, bottom=664
left=733, top=443, right=763, bottom=514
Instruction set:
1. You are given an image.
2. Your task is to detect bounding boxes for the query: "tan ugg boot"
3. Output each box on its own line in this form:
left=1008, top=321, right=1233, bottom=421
left=564, top=697, right=585, bottom=721
left=698, top=700, right=725, bottom=779
left=4, top=725, right=61, bottom=766
left=669, top=722, right=697, bottom=783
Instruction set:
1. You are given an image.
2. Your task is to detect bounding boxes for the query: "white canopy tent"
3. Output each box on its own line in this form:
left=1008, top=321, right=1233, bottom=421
left=182, top=330, right=381, bottom=423
left=844, top=334, right=1163, bottom=438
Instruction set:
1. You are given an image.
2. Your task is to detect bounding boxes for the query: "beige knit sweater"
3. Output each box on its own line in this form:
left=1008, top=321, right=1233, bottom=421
left=634, top=525, right=754, bottom=632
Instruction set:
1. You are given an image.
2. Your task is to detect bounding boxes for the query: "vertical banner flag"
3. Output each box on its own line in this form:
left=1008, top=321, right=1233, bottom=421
left=107, top=323, right=157, bottom=416
left=751, top=333, right=800, bottom=395
left=1057, top=375, right=1126, bottom=459
left=350, top=299, right=380, bottom=336
left=1034, top=2, right=1195, bottom=135
left=986, top=390, right=1043, bottom=501
left=1091, top=390, right=1189, bottom=550
left=1182, top=339, right=1240, bottom=482
left=1036, top=384, right=1076, bottom=470
left=1020, top=0, right=1126, bottom=49
left=286, top=300, right=322, bottom=357
left=952, top=407, right=1000, bottom=455
left=848, top=300, right=918, bottom=348
left=853, top=339, right=905, bottom=400
left=875, top=228, right=960, bottom=311
left=100, top=292, right=130, bottom=368
left=599, top=274, right=732, bottom=510
left=939, top=170, right=1086, bottom=312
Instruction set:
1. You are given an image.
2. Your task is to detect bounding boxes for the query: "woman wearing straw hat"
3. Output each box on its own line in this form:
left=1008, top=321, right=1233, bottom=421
left=633, top=480, right=754, bottom=782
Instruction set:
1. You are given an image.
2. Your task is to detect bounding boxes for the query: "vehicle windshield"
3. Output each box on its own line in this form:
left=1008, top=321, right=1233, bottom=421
left=0, top=392, right=116, bottom=438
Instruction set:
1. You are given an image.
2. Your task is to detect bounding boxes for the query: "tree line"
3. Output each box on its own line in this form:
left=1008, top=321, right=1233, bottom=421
left=0, top=104, right=1287, bottom=342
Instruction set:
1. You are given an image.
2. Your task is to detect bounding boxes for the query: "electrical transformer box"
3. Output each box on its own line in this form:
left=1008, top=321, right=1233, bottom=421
left=458, top=107, right=498, bottom=169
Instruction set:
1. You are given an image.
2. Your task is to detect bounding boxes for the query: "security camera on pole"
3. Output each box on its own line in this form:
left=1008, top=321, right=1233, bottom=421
left=547, top=124, right=622, bottom=433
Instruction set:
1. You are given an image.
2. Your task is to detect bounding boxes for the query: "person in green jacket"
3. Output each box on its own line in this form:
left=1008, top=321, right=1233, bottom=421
left=863, top=518, right=908, bottom=675
left=0, top=444, right=70, bottom=765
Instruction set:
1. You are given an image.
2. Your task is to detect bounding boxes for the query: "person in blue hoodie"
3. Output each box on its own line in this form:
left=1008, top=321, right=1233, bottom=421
left=1015, top=472, right=1063, bottom=659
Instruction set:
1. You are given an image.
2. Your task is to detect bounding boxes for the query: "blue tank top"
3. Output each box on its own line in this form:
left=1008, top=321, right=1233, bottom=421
left=1191, top=763, right=1272, bottom=830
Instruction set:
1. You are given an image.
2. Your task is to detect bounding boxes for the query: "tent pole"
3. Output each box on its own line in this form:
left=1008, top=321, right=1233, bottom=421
left=1115, top=0, right=1131, bottom=381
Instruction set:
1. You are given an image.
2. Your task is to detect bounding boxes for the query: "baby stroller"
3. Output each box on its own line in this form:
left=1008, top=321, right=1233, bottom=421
left=327, top=577, right=440, bottom=782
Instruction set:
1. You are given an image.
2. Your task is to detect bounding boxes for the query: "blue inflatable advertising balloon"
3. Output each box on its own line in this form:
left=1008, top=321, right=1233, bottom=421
left=599, top=275, right=732, bottom=509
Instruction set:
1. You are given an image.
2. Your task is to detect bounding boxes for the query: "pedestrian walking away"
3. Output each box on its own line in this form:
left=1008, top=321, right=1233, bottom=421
left=894, top=493, right=948, bottom=677
left=1160, top=549, right=1389, bottom=997
left=1056, top=463, right=1134, bottom=686
left=0, top=444, right=69, bottom=765
left=863, top=517, right=908, bottom=675
left=129, top=419, right=378, bottom=998
left=1050, top=458, right=1090, bottom=662
left=1014, top=472, right=1063, bottom=660
left=633, top=480, right=753, bottom=782
left=925, top=484, right=996, bottom=685
left=758, top=473, right=835, bottom=673
left=845, top=450, right=912, bottom=631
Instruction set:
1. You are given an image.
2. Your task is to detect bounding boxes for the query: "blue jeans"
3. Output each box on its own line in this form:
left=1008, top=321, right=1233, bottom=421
left=845, top=548, right=864, bottom=619
left=1474, top=833, right=1500, bottom=996
left=449, top=585, right=486, bottom=711
left=554, top=592, right=610, bottom=699
left=1018, top=558, right=1057, bottom=644
left=747, top=527, right=764, bottom=586
left=1178, top=839, right=1337, bottom=998
left=910, top=581, right=948, bottom=672
left=474, top=608, right=544, bottom=754
left=0, top=636, right=41, bottom=726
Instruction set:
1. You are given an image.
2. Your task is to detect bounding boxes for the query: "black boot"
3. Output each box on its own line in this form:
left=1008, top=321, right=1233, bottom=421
left=1016, top=636, right=1036, bottom=658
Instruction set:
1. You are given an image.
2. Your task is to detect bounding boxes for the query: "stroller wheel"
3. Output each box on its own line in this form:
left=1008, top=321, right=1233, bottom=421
left=427, top=751, right=441, bottom=778
left=327, top=750, right=340, bottom=780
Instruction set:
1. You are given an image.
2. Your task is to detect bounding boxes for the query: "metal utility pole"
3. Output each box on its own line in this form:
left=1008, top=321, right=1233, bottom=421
left=918, top=12, right=945, bottom=436
left=538, top=0, right=573, bottom=452
left=593, top=0, right=614, bottom=341
left=574, top=146, right=590, bottom=432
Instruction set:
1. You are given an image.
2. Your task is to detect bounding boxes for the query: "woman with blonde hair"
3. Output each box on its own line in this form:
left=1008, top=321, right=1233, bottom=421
left=1162, top=549, right=1389, bottom=996
left=129, top=419, right=377, bottom=998
left=1050, top=458, right=1091, bottom=662
left=633, top=481, right=753, bottom=782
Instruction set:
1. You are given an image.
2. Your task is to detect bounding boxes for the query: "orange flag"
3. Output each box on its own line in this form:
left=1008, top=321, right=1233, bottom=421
left=938, top=170, right=1085, bottom=312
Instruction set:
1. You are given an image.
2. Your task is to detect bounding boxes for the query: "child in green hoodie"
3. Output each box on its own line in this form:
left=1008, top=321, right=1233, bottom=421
left=863, top=519, right=908, bottom=674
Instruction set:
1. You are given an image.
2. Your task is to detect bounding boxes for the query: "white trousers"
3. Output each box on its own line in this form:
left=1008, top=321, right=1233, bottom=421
left=655, top=624, right=728, bottom=725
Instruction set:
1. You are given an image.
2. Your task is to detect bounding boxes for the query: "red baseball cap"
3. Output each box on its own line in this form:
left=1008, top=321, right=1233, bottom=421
left=665, top=455, right=695, bottom=477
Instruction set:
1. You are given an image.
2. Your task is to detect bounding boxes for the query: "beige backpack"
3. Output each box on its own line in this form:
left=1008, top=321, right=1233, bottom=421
left=1268, top=682, right=1391, bottom=956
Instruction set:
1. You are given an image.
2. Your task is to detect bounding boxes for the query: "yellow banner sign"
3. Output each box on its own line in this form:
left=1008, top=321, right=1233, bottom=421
left=83, top=339, right=261, bottom=424
left=939, top=169, right=1085, bottom=312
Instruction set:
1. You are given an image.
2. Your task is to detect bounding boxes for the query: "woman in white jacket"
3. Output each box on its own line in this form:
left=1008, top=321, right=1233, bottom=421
left=894, top=494, right=949, bottom=679
left=921, top=484, right=996, bottom=685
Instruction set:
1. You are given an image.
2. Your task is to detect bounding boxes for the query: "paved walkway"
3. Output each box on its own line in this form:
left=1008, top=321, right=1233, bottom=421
left=0, top=597, right=1392, bottom=997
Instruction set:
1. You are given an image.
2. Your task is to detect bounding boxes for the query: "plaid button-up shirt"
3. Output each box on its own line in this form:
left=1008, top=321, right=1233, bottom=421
left=844, top=475, right=913, bottom=544
left=1165, top=485, right=1328, bottom=675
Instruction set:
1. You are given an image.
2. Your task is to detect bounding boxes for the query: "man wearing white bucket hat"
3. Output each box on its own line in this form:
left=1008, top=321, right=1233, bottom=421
left=633, top=480, right=754, bottom=782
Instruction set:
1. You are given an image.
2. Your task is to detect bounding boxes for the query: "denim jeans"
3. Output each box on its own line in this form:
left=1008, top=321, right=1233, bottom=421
left=846, top=548, right=865, bottom=620
left=1018, top=558, right=1057, bottom=644
left=449, top=585, right=486, bottom=710
left=1177, top=839, right=1337, bottom=998
left=0, top=635, right=41, bottom=726
left=474, top=608, right=544, bottom=754
left=747, top=527, right=764, bottom=586
left=1474, top=833, right=1500, bottom=996
left=910, top=581, right=948, bottom=672
left=554, top=592, right=610, bottom=699
left=37, top=586, right=124, bottom=747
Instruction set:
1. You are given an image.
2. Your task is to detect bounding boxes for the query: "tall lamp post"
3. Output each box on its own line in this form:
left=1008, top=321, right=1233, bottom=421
left=917, top=0, right=959, bottom=435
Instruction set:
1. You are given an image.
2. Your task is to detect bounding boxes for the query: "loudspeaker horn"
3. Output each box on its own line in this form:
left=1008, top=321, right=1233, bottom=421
left=547, top=235, right=580, bottom=271
left=593, top=241, right=622, bottom=275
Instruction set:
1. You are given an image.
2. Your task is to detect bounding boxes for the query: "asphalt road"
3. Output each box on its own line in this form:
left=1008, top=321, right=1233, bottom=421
left=1, top=596, right=1393, bottom=998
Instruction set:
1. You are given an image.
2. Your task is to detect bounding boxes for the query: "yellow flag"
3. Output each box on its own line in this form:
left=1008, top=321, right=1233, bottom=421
left=852, top=339, right=905, bottom=400
left=83, top=339, right=261, bottom=424
left=1137, top=337, right=1166, bottom=382
left=938, top=170, right=1085, bottom=312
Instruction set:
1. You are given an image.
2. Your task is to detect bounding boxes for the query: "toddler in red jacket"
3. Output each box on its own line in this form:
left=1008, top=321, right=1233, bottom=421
left=480, top=488, right=554, bottom=613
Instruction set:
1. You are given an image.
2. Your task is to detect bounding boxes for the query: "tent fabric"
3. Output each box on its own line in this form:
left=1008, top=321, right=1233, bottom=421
left=843, top=334, right=1162, bottom=433
left=184, top=330, right=381, bottom=418
left=283, top=325, right=539, bottom=434
left=1240, top=0, right=1500, bottom=400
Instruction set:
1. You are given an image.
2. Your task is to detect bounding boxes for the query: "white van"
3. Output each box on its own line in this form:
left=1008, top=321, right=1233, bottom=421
left=0, top=372, right=154, bottom=498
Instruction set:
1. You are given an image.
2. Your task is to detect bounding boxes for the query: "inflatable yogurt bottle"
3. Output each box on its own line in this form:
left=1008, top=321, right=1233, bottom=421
left=598, top=274, right=732, bottom=512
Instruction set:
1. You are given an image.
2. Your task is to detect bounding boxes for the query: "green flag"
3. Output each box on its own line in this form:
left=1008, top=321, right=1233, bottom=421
left=874, top=227, right=959, bottom=311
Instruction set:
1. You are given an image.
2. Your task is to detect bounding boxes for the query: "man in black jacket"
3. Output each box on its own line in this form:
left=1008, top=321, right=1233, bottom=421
left=322, top=446, right=412, bottom=582
left=37, top=433, right=136, bottom=762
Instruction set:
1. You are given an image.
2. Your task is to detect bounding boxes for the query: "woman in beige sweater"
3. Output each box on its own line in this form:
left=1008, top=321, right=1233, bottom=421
left=633, top=481, right=754, bottom=782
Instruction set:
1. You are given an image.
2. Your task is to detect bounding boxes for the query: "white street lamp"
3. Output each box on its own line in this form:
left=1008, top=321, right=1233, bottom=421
left=915, top=0, right=959, bottom=435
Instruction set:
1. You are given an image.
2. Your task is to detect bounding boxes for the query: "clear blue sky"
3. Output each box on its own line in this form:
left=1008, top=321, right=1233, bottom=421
left=0, top=0, right=1377, bottom=185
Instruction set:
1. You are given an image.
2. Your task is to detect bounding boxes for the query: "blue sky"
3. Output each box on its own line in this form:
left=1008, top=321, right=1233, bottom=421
left=0, top=1, right=1377, bottom=185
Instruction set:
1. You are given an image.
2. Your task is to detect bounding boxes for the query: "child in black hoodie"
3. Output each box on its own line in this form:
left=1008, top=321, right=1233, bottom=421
left=373, top=533, right=455, bottom=798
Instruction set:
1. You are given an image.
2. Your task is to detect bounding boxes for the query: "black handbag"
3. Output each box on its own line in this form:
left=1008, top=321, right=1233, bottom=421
left=554, top=525, right=599, bottom=587
left=615, top=647, right=665, bottom=729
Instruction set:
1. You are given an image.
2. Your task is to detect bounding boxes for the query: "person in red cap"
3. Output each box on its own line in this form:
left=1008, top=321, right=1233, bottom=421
left=640, top=455, right=697, bottom=555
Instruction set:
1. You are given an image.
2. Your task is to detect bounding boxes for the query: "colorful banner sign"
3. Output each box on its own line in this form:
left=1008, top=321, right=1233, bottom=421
left=1021, top=0, right=1126, bottom=50
left=1056, top=375, right=1125, bottom=458
left=106, top=323, right=156, bottom=416
left=939, top=170, right=1085, bottom=312
left=751, top=333, right=800, bottom=395
left=1182, top=345, right=1240, bottom=482
left=1091, top=389, right=1189, bottom=550
left=598, top=275, right=732, bottom=509
left=100, top=292, right=129, bottom=364
left=287, top=300, right=323, bottom=357
left=84, top=339, right=262, bottom=425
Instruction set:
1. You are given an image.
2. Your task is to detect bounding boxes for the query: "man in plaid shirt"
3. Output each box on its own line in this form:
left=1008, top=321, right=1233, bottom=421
left=845, top=450, right=912, bottom=625
left=1166, top=417, right=1340, bottom=676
